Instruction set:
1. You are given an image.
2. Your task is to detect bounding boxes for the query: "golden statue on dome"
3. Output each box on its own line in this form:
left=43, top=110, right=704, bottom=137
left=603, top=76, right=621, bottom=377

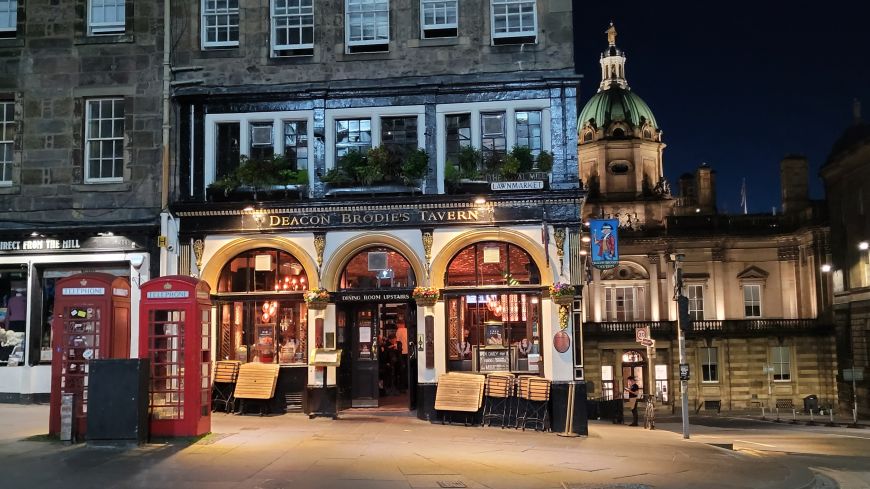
left=606, top=22, right=617, bottom=46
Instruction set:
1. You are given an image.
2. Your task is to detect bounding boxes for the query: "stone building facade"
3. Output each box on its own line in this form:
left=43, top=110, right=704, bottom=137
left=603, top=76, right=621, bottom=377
left=166, top=1, right=585, bottom=422
left=0, top=0, right=163, bottom=401
left=577, top=26, right=837, bottom=413
left=820, top=101, right=870, bottom=417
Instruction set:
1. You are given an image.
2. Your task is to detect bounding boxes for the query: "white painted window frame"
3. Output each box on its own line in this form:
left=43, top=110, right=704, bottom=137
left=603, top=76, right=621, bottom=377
left=602, top=283, right=647, bottom=322
left=325, top=105, right=426, bottom=171
left=345, top=0, right=390, bottom=49
left=201, top=0, right=240, bottom=49
left=203, top=110, right=315, bottom=191
left=84, top=98, right=125, bottom=184
left=271, top=0, right=314, bottom=55
left=770, top=345, right=791, bottom=382
left=0, top=0, right=16, bottom=33
left=742, top=283, right=762, bottom=318
left=420, top=0, right=457, bottom=38
left=88, top=0, right=125, bottom=35
left=687, top=283, right=704, bottom=320
left=435, top=99, right=551, bottom=193
left=489, top=0, right=537, bottom=44
left=0, top=100, right=13, bottom=186
left=700, top=346, right=718, bottom=383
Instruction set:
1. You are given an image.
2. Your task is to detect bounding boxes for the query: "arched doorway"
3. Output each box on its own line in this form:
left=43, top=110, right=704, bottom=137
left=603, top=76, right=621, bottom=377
left=442, top=241, right=543, bottom=374
left=334, top=246, right=417, bottom=409
left=621, top=349, right=645, bottom=399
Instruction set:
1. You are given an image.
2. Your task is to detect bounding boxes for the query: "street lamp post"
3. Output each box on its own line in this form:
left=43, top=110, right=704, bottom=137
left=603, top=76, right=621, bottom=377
left=673, top=253, right=690, bottom=439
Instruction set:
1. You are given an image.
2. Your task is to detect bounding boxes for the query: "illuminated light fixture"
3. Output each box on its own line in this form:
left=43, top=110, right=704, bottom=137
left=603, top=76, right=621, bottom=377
left=97, top=231, right=114, bottom=237
left=820, top=264, right=832, bottom=273
left=579, top=249, right=588, bottom=256
left=243, top=205, right=255, bottom=212
left=30, top=232, right=42, bottom=237
left=474, top=197, right=487, bottom=206
left=695, top=208, right=701, bottom=213
left=581, top=236, right=591, bottom=243
left=860, top=242, right=869, bottom=251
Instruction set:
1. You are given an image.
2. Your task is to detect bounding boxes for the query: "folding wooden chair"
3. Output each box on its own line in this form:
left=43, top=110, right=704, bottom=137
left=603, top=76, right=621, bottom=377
left=518, top=377, right=551, bottom=431
left=211, top=360, right=241, bottom=413
left=482, top=373, right=514, bottom=428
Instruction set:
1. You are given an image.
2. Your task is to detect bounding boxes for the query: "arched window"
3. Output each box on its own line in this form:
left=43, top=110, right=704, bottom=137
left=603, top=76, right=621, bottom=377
left=444, top=242, right=542, bottom=374
left=215, top=248, right=310, bottom=366
left=218, top=248, right=309, bottom=293
left=445, top=242, right=540, bottom=287
left=340, top=246, right=416, bottom=289
left=643, top=129, right=652, bottom=140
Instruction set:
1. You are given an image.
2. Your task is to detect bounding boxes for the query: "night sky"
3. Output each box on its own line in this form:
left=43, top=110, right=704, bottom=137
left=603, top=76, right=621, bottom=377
left=572, top=3, right=870, bottom=214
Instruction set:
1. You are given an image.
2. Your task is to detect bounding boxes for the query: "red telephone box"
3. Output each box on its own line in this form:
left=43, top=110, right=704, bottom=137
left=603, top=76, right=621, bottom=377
left=139, top=276, right=212, bottom=437
left=49, top=273, right=131, bottom=436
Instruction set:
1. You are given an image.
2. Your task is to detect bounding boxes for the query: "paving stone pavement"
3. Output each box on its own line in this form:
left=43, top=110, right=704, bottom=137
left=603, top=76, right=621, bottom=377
left=0, top=404, right=818, bottom=489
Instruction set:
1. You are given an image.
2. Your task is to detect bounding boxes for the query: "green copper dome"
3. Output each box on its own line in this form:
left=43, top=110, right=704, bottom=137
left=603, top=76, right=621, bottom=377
left=578, top=86, right=658, bottom=131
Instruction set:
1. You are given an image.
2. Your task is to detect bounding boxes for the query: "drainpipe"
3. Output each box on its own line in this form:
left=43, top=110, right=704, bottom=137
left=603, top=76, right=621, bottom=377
left=160, top=0, right=171, bottom=276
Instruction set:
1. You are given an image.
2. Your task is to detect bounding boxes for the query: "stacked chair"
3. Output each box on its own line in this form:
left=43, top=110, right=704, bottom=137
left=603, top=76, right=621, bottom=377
left=482, top=373, right=515, bottom=428
left=211, top=360, right=241, bottom=413
left=516, top=376, right=551, bottom=431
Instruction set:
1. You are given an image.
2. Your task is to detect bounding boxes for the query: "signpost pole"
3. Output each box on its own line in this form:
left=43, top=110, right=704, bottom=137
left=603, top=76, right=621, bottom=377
left=853, top=371, right=859, bottom=426
left=674, top=254, right=690, bottom=439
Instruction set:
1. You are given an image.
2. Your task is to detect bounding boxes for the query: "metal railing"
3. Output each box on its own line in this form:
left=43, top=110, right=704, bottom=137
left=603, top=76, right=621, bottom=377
left=583, top=318, right=831, bottom=338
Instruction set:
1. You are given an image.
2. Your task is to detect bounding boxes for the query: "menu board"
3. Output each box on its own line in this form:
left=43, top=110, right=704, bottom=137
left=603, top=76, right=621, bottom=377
left=479, top=347, right=510, bottom=372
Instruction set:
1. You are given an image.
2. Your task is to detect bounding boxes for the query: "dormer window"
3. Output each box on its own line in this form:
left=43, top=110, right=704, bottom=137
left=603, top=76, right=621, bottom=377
left=643, top=128, right=652, bottom=140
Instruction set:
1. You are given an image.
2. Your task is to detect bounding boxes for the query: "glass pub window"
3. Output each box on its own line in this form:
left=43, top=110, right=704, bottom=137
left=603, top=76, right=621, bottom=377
left=381, top=116, right=418, bottom=160
left=283, top=121, right=308, bottom=171
left=202, top=0, right=240, bottom=48
left=515, top=110, right=542, bottom=157
left=445, top=113, right=471, bottom=173
left=215, top=122, right=241, bottom=181
left=335, top=118, right=372, bottom=158
left=420, top=0, right=457, bottom=39
left=480, top=112, right=506, bottom=168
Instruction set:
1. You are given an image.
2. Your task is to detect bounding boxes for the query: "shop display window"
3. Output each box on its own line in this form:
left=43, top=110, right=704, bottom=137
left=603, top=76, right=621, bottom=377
left=0, top=267, right=26, bottom=366
left=444, top=241, right=541, bottom=373
left=216, top=248, right=309, bottom=366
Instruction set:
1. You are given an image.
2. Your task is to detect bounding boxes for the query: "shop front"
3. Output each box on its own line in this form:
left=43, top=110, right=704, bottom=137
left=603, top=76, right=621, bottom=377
left=176, top=192, right=582, bottom=418
left=0, top=226, right=154, bottom=403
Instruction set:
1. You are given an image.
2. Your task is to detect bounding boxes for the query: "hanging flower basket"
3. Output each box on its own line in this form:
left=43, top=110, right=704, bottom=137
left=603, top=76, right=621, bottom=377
left=304, top=288, right=330, bottom=310
left=550, top=282, right=575, bottom=306
left=412, top=286, right=439, bottom=306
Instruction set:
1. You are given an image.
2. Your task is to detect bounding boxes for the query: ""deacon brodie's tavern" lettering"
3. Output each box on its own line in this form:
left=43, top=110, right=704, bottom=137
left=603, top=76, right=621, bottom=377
left=267, top=209, right=480, bottom=229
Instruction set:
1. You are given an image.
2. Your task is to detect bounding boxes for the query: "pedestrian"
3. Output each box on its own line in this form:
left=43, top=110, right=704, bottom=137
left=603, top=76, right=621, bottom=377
left=624, top=376, right=640, bottom=426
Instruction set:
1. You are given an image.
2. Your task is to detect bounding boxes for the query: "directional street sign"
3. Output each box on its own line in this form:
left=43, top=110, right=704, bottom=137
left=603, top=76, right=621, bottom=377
left=843, top=368, right=864, bottom=382
left=640, top=338, right=655, bottom=347
left=635, top=326, right=650, bottom=343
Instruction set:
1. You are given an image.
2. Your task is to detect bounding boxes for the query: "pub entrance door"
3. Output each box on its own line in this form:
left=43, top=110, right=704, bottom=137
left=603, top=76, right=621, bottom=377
left=337, top=301, right=416, bottom=410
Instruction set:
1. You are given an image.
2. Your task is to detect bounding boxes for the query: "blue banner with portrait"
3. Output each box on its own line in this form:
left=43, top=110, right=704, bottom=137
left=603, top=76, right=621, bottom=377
left=590, top=218, right=619, bottom=270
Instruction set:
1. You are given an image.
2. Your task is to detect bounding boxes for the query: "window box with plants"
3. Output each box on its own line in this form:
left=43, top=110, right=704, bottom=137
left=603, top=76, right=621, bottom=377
left=321, top=145, right=429, bottom=197
left=444, top=146, right=553, bottom=194
left=207, top=154, right=309, bottom=202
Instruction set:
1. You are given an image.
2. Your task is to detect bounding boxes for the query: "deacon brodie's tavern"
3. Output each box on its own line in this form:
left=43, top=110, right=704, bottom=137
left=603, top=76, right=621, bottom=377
left=163, top=1, right=585, bottom=418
